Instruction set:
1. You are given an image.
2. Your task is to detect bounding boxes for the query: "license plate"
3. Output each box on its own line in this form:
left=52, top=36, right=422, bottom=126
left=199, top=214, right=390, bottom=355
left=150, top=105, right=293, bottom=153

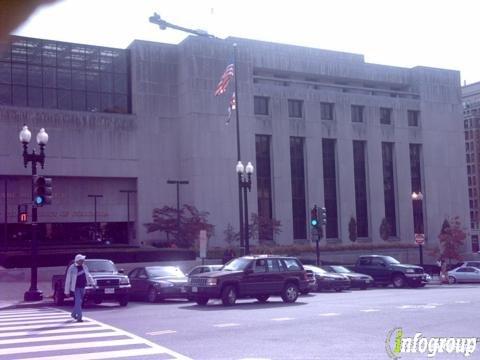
left=192, top=287, right=198, bottom=293
left=105, top=288, right=115, bottom=294
left=181, top=287, right=186, bottom=293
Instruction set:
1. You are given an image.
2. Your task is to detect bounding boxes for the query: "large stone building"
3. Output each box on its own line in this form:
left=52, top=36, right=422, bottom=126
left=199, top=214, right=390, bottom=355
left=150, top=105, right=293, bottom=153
left=0, top=35, right=471, bottom=258
left=462, top=81, right=480, bottom=252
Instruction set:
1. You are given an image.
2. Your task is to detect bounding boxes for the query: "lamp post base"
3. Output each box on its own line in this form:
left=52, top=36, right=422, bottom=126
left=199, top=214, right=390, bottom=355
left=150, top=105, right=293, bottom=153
left=24, top=289, right=43, bottom=302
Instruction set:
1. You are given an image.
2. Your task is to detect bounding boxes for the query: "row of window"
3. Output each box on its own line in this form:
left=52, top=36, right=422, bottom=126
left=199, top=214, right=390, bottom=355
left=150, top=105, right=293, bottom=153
left=254, top=96, right=420, bottom=126
left=255, top=133, right=423, bottom=240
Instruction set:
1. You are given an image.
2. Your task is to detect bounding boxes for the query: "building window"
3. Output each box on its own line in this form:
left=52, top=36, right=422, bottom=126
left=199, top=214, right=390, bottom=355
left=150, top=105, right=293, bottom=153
left=290, top=137, right=306, bottom=239
left=410, top=144, right=424, bottom=234
left=320, top=102, right=334, bottom=120
left=288, top=99, right=303, bottom=118
left=408, top=110, right=420, bottom=127
left=472, top=235, right=479, bottom=253
left=351, top=105, right=364, bottom=123
left=353, top=141, right=369, bottom=237
left=255, top=135, right=273, bottom=241
left=0, top=35, right=131, bottom=114
left=382, top=142, right=397, bottom=236
left=254, top=96, right=269, bottom=115
left=380, top=107, right=392, bottom=125
left=322, top=138, right=339, bottom=238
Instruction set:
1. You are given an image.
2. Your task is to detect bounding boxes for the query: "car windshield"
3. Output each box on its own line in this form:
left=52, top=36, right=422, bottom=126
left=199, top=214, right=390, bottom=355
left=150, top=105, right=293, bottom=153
left=86, top=260, right=117, bottom=273
left=331, top=266, right=351, bottom=273
left=383, top=256, right=400, bottom=264
left=147, top=267, right=185, bottom=278
left=223, top=258, right=251, bottom=271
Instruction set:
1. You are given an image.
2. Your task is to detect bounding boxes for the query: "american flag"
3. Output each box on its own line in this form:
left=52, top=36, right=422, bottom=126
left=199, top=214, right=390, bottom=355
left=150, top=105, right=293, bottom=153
left=226, top=92, right=236, bottom=125
left=214, top=63, right=234, bottom=96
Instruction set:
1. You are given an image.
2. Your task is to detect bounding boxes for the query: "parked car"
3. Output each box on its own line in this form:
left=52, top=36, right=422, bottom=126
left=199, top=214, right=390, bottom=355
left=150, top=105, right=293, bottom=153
left=186, top=265, right=223, bottom=277
left=303, top=265, right=351, bottom=292
left=52, top=259, right=131, bottom=306
left=321, top=265, right=373, bottom=290
left=128, top=266, right=189, bottom=302
left=458, top=261, right=480, bottom=270
left=186, top=255, right=309, bottom=306
left=448, top=266, right=480, bottom=284
left=353, top=255, right=428, bottom=288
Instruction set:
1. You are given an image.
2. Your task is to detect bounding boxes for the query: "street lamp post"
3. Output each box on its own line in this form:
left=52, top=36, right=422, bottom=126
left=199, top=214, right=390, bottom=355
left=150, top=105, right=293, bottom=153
left=3, top=177, right=7, bottom=250
left=120, top=190, right=137, bottom=243
left=236, top=161, right=254, bottom=255
left=166, top=180, right=189, bottom=245
left=19, top=125, right=48, bottom=302
left=412, top=191, right=424, bottom=267
left=88, top=194, right=103, bottom=242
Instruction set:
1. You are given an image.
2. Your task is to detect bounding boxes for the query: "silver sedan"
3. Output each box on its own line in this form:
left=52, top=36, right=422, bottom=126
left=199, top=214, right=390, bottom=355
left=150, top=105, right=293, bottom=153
left=448, top=266, right=480, bottom=284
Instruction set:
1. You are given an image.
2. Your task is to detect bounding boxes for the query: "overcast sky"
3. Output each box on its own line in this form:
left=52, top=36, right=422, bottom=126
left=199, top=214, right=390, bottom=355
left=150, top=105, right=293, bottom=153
left=13, top=0, right=480, bottom=85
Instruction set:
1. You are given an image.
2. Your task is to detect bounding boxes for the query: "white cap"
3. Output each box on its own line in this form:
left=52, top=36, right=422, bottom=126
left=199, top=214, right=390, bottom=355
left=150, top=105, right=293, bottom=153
left=75, top=254, right=86, bottom=263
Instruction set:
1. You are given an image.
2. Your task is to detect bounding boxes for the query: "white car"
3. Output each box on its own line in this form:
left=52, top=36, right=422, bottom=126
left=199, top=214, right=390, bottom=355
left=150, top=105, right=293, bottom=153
left=448, top=266, right=480, bottom=284
left=458, top=261, right=480, bottom=270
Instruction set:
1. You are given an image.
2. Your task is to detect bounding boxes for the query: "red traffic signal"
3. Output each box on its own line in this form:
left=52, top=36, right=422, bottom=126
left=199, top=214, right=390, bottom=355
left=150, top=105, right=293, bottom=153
left=18, top=204, right=28, bottom=223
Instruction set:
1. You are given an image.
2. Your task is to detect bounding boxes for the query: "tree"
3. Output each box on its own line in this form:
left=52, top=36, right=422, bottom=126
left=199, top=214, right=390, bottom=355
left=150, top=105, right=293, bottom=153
left=348, top=217, right=357, bottom=242
left=436, top=217, right=466, bottom=264
left=249, top=213, right=282, bottom=243
left=379, top=218, right=391, bottom=241
left=144, top=204, right=215, bottom=248
left=223, top=223, right=239, bottom=246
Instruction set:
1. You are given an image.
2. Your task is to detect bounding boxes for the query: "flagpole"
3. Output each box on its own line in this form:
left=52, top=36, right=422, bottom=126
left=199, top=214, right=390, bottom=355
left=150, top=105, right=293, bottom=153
left=233, top=43, right=245, bottom=254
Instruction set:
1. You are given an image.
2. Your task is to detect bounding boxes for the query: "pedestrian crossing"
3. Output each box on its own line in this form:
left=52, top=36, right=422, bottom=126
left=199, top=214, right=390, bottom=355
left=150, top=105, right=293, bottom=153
left=0, top=307, right=191, bottom=360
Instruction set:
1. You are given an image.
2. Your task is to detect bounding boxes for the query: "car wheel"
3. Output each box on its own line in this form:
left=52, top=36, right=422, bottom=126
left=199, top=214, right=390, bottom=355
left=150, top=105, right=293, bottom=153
left=281, top=283, right=299, bottom=303
left=448, top=276, right=456, bottom=284
left=118, top=295, right=128, bottom=307
left=93, top=298, right=102, bottom=305
left=53, top=289, right=64, bottom=306
left=147, top=287, right=158, bottom=303
left=196, top=297, right=209, bottom=306
left=335, top=288, right=342, bottom=292
left=392, top=274, right=406, bottom=288
left=360, top=286, right=367, bottom=290
left=256, top=295, right=269, bottom=303
left=221, top=285, right=237, bottom=306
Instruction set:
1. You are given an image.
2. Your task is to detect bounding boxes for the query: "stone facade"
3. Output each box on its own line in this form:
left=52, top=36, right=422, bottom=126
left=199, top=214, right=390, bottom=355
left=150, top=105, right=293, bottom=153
left=0, top=35, right=470, bottom=259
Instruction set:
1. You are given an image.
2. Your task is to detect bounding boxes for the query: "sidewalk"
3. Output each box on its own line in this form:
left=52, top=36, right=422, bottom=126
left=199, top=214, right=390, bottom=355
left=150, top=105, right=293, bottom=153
left=0, top=281, right=53, bottom=310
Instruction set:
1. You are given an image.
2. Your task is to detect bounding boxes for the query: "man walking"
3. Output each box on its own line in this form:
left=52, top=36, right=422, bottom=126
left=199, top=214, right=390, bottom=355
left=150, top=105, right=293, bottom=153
left=64, top=254, right=94, bottom=322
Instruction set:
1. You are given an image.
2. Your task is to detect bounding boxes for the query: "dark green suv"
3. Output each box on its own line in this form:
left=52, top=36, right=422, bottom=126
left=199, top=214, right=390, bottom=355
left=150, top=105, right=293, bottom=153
left=186, top=255, right=309, bottom=306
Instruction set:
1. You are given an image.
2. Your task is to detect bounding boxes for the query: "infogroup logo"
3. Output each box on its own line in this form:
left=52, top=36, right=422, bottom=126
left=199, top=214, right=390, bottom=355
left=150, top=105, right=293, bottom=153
left=385, top=327, right=478, bottom=358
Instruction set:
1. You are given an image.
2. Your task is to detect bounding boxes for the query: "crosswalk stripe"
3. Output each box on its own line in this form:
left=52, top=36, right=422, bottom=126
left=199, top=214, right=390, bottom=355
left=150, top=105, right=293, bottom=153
left=0, top=325, right=107, bottom=338
left=0, top=310, right=53, bottom=316
left=0, top=314, right=69, bottom=323
left=0, top=320, right=93, bottom=332
left=0, top=338, right=142, bottom=355
left=21, top=347, right=172, bottom=360
left=0, top=329, right=125, bottom=345
left=0, top=312, right=64, bottom=319
left=0, top=317, right=76, bottom=326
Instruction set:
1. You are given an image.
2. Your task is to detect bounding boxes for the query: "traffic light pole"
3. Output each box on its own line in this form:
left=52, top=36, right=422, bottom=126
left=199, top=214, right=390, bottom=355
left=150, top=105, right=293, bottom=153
left=315, top=230, right=320, bottom=266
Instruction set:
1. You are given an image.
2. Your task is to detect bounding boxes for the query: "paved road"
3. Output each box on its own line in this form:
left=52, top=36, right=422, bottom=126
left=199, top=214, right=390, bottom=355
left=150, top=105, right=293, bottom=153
left=0, top=284, right=479, bottom=359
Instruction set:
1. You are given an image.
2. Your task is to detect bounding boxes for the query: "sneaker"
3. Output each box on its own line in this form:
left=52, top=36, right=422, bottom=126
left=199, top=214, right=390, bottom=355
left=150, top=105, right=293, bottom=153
left=71, top=314, right=77, bottom=320
left=77, top=318, right=83, bottom=322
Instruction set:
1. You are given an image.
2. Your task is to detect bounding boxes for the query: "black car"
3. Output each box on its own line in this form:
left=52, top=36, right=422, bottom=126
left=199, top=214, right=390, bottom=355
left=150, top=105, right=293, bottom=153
left=321, top=265, right=373, bottom=290
left=128, top=266, right=188, bottom=302
left=186, top=265, right=223, bottom=277
left=186, top=255, right=309, bottom=306
left=304, top=265, right=351, bottom=292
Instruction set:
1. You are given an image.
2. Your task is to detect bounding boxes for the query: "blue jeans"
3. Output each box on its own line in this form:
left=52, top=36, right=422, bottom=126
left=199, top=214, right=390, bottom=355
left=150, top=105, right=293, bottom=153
left=72, top=288, right=85, bottom=320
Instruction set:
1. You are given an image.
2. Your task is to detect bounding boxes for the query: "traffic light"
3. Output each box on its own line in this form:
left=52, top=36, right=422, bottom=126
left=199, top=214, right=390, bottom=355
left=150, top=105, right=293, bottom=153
left=33, top=176, right=52, bottom=206
left=18, top=204, right=28, bottom=223
left=320, top=207, right=327, bottom=226
left=310, top=205, right=319, bottom=228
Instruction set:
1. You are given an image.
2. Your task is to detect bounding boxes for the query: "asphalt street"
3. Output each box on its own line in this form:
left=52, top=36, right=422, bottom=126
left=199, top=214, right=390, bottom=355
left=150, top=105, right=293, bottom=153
left=0, top=284, right=479, bottom=360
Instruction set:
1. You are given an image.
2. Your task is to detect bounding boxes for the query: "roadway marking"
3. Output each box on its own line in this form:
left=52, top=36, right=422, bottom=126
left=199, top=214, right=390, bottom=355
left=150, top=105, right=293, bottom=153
left=147, top=329, right=178, bottom=335
left=455, top=300, right=471, bottom=304
left=318, top=313, right=340, bottom=317
left=360, top=309, right=380, bottom=313
left=397, top=304, right=436, bottom=309
left=213, top=323, right=241, bottom=328
left=0, top=314, right=70, bottom=323
left=271, top=317, right=295, bottom=321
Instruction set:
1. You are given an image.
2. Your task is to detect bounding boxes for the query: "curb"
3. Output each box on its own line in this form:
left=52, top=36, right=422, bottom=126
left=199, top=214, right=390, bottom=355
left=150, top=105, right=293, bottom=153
left=0, top=300, right=54, bottom=311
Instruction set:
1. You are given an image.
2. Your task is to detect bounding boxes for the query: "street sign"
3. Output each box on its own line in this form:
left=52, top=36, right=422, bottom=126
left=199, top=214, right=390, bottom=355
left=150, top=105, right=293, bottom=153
left=415, top=233, right=425, bottom=245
